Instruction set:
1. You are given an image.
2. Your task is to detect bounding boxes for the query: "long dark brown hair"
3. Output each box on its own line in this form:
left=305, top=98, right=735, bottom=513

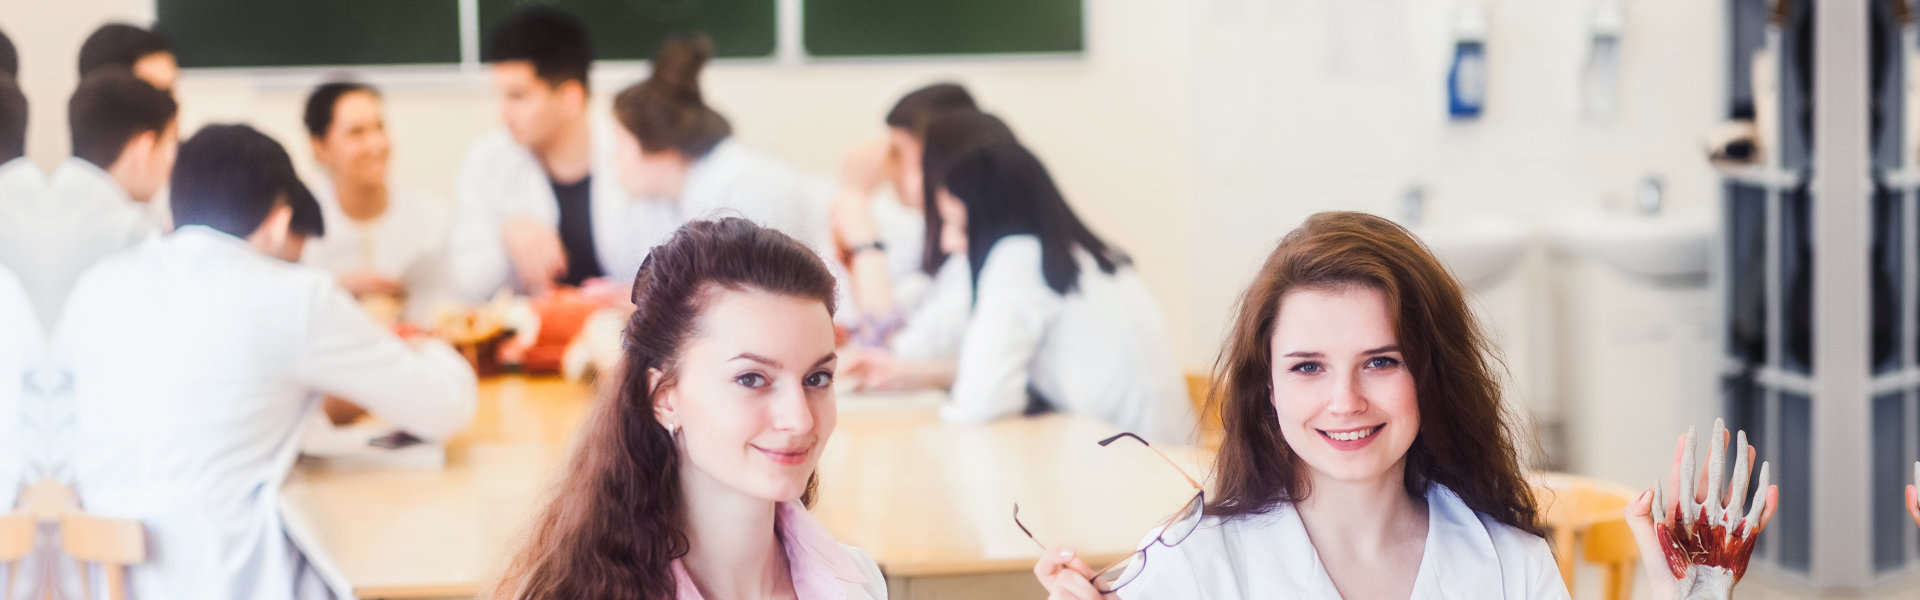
left=495, top=217, right=840, bottom=599
left=917, top=111, right=1018, bottom=274
left=613, top=32, right=731, bottom=158
left=1203, top=211, right=1543, bottom=537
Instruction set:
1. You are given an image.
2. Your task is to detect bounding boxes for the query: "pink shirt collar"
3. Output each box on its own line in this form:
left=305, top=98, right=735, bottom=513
left=671, top=501, right=869, bottom=600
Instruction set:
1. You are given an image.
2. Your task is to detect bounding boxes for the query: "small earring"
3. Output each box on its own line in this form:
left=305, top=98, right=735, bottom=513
left=666, top=422, right=679, bottom=435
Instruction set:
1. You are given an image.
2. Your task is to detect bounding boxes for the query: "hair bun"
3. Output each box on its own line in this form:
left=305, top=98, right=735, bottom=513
left=649, top=33, right=714, bottom=102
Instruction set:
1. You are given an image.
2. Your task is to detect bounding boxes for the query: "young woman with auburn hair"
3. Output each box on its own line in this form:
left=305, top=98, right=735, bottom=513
left=1034, top=211, right=1562, bottom=598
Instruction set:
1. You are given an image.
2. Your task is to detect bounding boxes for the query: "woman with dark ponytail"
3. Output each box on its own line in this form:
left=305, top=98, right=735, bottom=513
left=496, top=217, right=884, bottom=599
left=611, top=34, right=825, bottom=248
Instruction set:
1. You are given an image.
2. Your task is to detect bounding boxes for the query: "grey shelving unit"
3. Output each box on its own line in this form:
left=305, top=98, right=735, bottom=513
left=1719, top=0, right=1816, bottom=577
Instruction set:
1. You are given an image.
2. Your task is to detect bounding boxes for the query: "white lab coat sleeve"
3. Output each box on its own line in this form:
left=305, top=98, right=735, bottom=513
left=889, top=258, right=970, bottom=362
left=447, top=144, right=518, bottom=303
left=942, top=238, right=1059, bottom=424
left=296, top=276, right=477, bottom=440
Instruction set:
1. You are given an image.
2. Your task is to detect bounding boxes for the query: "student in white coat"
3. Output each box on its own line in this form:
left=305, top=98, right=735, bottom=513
left=831, top=83, right=978, bottom=345
left=450, top=6, right=656, bottom=300
left=0, top=69, right=47, bottom=281
left=496, top=218, right=883, bottom=600
left=2, top=70, right=176, bottom=331
left=608, top=33, right=822, bottom=253
left=1033, top=212, right=1564, bottom=599
left=299, top=81, right=455, bottom=324
left=849, top=141, right=1195, bottom=445
left=56, top=125, right=477, bottom=600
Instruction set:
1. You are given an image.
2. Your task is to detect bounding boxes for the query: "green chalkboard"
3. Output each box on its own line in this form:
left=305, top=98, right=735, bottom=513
left=803, top=0, right=1083, bottom=57
left=476, top=0, right=777, bottom=60
left=158, top=0, right=462, bottom=68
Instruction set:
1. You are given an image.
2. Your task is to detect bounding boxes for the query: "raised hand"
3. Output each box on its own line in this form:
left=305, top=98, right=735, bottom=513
left=1624, top=419, right=1778, bottom=600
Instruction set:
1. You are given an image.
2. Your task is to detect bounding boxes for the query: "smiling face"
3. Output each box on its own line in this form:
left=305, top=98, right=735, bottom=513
left=312, top=90, right=391, bottom=190
left=654, top=286, right=839, bottom=503
left=1269, top=284, right=1420, bottom=488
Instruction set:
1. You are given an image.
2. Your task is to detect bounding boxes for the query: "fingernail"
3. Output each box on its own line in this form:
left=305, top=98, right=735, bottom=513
left=1639, top=489, right=1652, bottom=502
left=1059, top=549, right=1074, bottom=558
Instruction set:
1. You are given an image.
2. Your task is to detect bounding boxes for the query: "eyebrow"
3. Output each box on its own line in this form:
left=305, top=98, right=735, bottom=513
left=1280, top=345, right=1401, bottom=359
left=728, top=352, right=839, bottom=369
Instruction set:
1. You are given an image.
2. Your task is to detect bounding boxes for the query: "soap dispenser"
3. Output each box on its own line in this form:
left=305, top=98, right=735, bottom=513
left=1448, top=5, right=1489, bottom=120
left=1581, top=0, right=1623, bottom=122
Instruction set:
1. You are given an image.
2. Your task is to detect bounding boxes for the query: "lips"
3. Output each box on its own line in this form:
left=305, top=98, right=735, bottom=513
left=752, top=444, right=812, bottom=466
left=1316, top=425, right=1385, bottom=450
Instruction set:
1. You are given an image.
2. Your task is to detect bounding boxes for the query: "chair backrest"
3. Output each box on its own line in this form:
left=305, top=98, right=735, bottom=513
left=1530, top=472, right=1641, bottom=600
left=1184, top=372, right=1223, bottom=448
left=61, top=510, right=146, bottom=600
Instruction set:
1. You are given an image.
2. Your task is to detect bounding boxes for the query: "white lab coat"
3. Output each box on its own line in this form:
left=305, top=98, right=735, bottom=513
left=944, top=236, right=1196, bottom=445
left=299, top=177, right=456, bottom=325
left=0, top=158, right=162, bottom=331
left=55, top=226, right=478, bottom=600
left=449, top=128, right=831, bottom=300
left=0, top=265, right=37, bottom=511
left=1117, top=484, right=1568, bottom=599
left=888, top=254, right=970, bottom=362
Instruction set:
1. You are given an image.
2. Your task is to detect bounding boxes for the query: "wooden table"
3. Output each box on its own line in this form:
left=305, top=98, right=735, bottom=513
left=280, top=377, right=1208, bottom=599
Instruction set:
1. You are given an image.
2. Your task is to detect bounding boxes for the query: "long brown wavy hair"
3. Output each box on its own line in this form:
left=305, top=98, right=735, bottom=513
left=1203, top=211, right=1543, bottom=537
left=494, top=217, right=840, bottom=599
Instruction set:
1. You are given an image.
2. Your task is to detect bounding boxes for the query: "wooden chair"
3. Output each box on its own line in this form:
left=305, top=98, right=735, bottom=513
left=0, top=510, right=33, bottom=600
left=1184, top=371, right=1223, bottom=449
left=60, top=510, right=146, bottom=600
left=1531, top=472, right=1641, bottom=600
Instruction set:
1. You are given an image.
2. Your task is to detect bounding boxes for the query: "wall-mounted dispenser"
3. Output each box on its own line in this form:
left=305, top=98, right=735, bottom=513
left=1581, top=0, right=1623, bottom=122
left=1448, top=5, right=1489, bottom=120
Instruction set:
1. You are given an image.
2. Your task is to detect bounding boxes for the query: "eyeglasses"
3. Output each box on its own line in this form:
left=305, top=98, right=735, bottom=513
left=1013, top=432, right=1206, bottom=594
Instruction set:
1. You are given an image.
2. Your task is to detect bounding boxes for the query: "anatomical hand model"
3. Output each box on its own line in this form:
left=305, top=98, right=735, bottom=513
left=1624, top=419, right=1778, bottom=600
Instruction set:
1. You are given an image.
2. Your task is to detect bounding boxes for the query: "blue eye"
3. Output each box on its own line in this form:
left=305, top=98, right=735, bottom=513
left=805, top=371, right=834, bottom=388
left=1289, top=362, right=1324, bottom=375
left=735, top=373, right=769, bottom=388
left=1367, top=356, right=1401, bottom=369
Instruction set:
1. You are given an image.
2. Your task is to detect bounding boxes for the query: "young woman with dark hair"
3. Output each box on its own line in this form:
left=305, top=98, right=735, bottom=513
left=496, top=217, right=884, bottom=600
left=1035, top=211, right=1562, bottom=598
left=830, top=83, right=979, bottom=342
left=299, top=80, right=456, bottom=325
left=846, top=140, right=1194, bottom=444
left=609, top=34, right=821, bottom=252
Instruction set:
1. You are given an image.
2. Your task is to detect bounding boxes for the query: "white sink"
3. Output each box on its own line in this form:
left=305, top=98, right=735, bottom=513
left=1547, top=211, right=1714, bottom=279
left=1411, top=218, right=1536, bottom=289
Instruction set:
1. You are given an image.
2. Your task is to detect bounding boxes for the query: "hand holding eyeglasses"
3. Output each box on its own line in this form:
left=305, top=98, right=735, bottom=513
left=1033, top=547, right=1105, bottom=600
left=1022, top=432, right=1205, bottom=600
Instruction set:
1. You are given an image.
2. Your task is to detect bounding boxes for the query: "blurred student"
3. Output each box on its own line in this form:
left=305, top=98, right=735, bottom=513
left=451, top=6, right=645, bottom=300
left=832, top=83, right=978, bottom=346
left=0, top=261, right=32, bottom=598
left=77, top=23, right=178, bottom=94
left=0, top=70, right=175, bottom=331
left=836, top=111, right=1017, bottom=376
left=606, top=33, right=822, bottom=263
left=497, top=218, right=883, bottom=599
left=846, top=141, right=1194, bottom=444
left=0, top=68, right=45, bottom=275
left=299, top=81, right=454, bottom=323
left=56, top=124, right=476, bottom=599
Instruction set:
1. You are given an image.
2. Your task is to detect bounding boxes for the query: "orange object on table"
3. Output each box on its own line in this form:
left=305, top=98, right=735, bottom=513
left=517, top=289, right=600, bottom=375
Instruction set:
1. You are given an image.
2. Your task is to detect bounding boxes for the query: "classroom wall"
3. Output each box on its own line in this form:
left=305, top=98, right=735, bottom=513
left=4, top=0, right=1724, bottom=376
